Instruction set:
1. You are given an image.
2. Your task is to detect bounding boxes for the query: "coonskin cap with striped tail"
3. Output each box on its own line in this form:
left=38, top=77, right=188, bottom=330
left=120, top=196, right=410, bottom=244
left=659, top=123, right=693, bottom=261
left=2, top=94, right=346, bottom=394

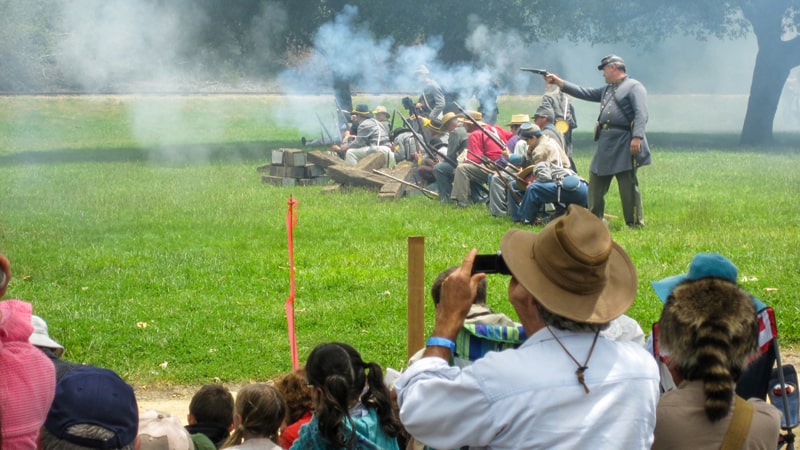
left=659, top=277, right=758, bottom=422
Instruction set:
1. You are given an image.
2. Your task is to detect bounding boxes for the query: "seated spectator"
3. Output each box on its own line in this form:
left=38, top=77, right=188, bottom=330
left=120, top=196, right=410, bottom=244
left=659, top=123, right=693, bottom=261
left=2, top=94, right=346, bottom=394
left=409, top=265, right=519, bottom=366
left=41, top=366, right=139, bottom=450
left=1, top=299, right=56, bottom=449
left=185, top=384, right=234, bottom=448
left=221, top=384, right=285, bottom=450
left=652, top=276, right=781, bottom=449
left=395, top=205, right=660, bottom=449
left=189, top=433, right=216, bottom=450
left=291, top=342, right=402, bottom=449
left=601, top=313, right=646, bottom=344
left=139, top=410, right=195, bottom=450
left=648, top=252, right=768, bottom=393
left=30, top=314, right=83, bottom=380
left=275, top=368, right=313, bottom=449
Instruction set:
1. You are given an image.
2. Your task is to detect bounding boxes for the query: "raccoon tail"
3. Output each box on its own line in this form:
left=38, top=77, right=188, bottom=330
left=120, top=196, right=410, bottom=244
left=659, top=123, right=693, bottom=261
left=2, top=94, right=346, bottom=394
left=697, top=322, right=735, bottom=422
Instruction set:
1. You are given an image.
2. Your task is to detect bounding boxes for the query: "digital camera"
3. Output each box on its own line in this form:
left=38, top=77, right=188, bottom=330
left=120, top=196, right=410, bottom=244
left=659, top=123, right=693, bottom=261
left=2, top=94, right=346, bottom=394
left=471, top=252, right=511, bottom=275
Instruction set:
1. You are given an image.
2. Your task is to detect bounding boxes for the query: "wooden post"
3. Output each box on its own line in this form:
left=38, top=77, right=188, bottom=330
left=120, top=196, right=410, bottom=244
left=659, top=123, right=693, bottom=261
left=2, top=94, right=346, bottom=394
left=407, top=236, right=425, bottom=361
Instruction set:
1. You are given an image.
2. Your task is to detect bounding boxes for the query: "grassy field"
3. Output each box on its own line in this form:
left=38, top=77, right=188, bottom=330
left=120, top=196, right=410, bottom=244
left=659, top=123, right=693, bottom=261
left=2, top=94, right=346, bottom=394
left=1, top=95, right=799, bottom=386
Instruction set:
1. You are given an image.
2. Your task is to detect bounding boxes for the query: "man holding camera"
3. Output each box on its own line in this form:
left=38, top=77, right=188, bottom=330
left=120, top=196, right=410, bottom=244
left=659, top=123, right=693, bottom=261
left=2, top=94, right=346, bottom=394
left=546, top=55, right=651, bottom=228
left=395, top=205, right=659, bottom=449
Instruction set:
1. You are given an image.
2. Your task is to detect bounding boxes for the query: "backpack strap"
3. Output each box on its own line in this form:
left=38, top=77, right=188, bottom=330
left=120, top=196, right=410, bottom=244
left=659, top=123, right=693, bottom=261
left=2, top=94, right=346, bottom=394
left=720, top=395, right=755, bottom=450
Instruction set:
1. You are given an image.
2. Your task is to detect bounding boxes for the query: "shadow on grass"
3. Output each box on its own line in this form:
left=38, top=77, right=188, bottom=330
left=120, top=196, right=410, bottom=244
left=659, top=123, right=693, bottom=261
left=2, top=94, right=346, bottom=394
left=0, top=140, right=305, bottom=166
left=572, top=132, right=800, bottom=153
left=3, top=134, right=797, bottom=167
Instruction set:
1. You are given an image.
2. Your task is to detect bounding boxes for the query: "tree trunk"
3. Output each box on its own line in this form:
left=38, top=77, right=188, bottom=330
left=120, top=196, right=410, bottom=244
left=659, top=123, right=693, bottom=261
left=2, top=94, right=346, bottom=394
left=740, top=42, right=796, bottom=144
left=739, top=1, right=800, bottom=145
left=332, top=75, right=353, bottom=113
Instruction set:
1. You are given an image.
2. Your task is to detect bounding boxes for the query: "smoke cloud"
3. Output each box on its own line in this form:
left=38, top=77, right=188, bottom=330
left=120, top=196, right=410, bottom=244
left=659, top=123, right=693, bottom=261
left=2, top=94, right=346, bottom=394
left=53, top=0, right=288, bottom=162
left=5, top=0, right=797, bottom=150
left=278, top=5, right=798, bottom=134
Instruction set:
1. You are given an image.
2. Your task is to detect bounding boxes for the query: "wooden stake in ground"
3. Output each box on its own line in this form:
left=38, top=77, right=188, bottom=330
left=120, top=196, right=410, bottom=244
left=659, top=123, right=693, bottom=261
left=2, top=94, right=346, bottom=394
left=407, top=236, right=425, bottom=361
left=285, top=196, right=300, bottom=370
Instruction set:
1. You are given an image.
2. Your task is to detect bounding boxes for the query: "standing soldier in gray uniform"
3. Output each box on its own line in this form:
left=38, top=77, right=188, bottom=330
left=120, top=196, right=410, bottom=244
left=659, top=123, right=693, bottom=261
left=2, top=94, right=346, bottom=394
left=414, top=65, right=446, bottom=120
left=547, top=55, right=651, bottom=228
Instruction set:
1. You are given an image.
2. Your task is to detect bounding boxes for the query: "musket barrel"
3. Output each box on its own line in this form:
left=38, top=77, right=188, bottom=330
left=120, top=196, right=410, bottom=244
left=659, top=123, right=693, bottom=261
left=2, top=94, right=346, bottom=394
left=373, top=170, right=438, bottom=199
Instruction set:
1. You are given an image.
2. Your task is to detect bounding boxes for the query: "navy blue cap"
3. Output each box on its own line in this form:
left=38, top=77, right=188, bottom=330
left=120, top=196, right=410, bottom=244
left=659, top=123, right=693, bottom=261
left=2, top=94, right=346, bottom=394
left=45, top=366, right=139, bottom=449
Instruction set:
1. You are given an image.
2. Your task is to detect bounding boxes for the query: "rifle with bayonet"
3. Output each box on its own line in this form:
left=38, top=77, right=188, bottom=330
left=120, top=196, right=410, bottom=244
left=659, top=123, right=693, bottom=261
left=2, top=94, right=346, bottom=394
left=452, top=101, right=523, bottom=180
left=373, top=169, right=438, bottom=199
left=397, top=111, right=458, bottom=167
left=520, top=68, right=549, bottom=77
left=315, top=112, right=336, bottom=145
left=454, top=103, right=527, bottom=203
left=465, top=148, right=524, bottom=203
left=334, top=98, right=348, bottom=120
left=332, top=100, right=346, bottom=143
left=334, top=98, right=352, bottom=134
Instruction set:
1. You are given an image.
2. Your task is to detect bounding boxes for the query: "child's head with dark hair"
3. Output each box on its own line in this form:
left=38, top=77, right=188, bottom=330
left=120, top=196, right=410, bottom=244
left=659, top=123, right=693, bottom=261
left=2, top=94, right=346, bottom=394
left=223, top=384, right=286, bottom=447
left=305, top=342, right=402, bottom=448
left=276, top=368, right=314, bottom=425
left=431, top=266, right=487, bottom=306
left=188, top=384, right=234, bottom=429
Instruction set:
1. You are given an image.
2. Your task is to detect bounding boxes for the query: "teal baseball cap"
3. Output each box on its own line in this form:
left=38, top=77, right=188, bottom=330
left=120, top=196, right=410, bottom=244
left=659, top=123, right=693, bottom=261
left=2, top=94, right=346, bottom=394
left=651, top=252, right=766, bottom=311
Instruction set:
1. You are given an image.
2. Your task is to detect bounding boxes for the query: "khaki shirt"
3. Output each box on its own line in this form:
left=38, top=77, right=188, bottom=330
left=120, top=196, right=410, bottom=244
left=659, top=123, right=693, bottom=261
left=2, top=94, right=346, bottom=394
left=653, top=380, right=781, bottom=450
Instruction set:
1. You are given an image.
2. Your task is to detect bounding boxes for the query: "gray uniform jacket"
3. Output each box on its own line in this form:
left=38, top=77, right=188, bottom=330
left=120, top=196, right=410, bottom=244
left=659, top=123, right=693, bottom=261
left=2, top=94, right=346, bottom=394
left=419, top=79, right=446, bottom=120
left=348, top=118, right=391, bottom=149
left=562, top=76, right=651, bottom=176
left=445, top=125, right=468, bottom=164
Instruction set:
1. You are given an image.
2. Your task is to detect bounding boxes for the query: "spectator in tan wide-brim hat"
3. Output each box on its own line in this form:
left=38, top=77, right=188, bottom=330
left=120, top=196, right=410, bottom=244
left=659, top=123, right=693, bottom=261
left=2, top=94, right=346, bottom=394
left=396, top=205, right=660, bottom=449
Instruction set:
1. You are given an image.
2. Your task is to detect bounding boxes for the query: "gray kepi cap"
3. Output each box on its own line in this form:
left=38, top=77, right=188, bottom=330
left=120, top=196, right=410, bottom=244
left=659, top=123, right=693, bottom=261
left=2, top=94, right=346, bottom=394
left=598, top=54, right=625, bottom=70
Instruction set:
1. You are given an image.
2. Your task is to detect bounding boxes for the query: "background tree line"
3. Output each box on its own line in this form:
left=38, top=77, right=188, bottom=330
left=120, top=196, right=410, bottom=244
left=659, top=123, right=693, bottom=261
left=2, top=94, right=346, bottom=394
left=0, top=0, right=797, bottom=144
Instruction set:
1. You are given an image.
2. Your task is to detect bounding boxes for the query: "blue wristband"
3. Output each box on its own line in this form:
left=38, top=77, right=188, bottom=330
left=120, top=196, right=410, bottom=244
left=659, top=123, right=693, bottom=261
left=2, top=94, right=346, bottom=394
left=426, top=336, right=456, bottom=353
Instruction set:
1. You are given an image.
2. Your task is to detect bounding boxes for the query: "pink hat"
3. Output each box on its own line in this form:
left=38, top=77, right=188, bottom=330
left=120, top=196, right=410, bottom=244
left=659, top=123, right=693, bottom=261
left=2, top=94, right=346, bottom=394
left=1, top=300, right=57, bottom=449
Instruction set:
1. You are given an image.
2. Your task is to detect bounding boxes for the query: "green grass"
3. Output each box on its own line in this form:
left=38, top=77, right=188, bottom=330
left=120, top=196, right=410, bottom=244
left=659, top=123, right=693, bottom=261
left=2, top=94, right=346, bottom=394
left=1, top=95, right=799, bottom=386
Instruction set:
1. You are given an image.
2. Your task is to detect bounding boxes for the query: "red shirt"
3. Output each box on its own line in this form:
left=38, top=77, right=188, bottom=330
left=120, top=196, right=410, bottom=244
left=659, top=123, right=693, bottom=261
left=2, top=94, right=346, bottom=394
left=466, top=125, right=512, bottom=163
left=280, top=410, right=313, bottom=449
